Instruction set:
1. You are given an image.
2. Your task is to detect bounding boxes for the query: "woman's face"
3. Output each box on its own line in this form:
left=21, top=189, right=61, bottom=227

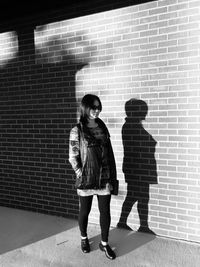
left=89, top=100, right=101, bottom=120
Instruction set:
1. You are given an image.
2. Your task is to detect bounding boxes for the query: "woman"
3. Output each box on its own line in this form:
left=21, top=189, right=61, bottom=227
left=69, top=94, right=117, bottom=260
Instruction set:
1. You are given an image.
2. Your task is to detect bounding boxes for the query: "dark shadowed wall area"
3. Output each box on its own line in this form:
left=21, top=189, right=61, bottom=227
left=0, top=0, right=200, bottom=244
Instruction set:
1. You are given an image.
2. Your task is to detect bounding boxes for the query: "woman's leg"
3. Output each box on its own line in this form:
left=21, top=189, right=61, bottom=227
left=79, top=195, right=93, bottom=238
left=97, top=194, right=111, bottom=242
left=98, top=194, right=116, bottom=260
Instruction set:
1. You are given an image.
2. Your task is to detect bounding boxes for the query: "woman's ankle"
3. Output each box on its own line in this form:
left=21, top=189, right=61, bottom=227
left=101, top=241, right=108, bottom=246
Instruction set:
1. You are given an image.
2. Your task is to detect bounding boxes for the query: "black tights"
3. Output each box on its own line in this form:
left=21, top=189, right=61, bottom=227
left=78, top=194, right=111, bottom=242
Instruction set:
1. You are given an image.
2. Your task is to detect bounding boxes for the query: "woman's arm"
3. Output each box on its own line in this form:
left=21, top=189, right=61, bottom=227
left=108, top=138, right=117, bottom=181
left=69, top=126, right=82, bottom=178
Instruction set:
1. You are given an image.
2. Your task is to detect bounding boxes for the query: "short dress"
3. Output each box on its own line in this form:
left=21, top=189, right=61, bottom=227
left=77, top=125, right=111, bottom=197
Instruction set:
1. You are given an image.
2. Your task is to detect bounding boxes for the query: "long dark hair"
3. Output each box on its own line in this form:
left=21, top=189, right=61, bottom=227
left=79, top=94, right=102, bottom=125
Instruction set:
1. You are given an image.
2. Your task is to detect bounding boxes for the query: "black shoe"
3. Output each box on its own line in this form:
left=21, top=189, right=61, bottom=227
left=81, top=238, right=90, bottom=253
left=99, top=243, right=116, bottom=260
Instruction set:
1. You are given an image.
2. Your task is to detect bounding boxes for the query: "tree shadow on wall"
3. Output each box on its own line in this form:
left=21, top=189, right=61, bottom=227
left=0, top=28, right=97, bottom=217
left=117, top=98, right=158, bottom=235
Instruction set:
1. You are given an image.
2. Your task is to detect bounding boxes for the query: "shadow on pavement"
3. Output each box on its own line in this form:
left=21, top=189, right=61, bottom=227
left=0, top=207, right=77, bottom=255
left=89, top=227, right=156, bottom=258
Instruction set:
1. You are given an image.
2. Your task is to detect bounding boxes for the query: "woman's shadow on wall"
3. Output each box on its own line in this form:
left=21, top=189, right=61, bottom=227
left=117, top=98, right=158, bottom=235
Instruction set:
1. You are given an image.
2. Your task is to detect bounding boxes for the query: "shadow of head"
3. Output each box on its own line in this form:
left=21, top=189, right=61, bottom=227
left=125, top=99, right=148, bottom=121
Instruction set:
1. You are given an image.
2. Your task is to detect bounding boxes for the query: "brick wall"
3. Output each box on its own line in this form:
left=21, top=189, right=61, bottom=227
left=0, top=0, right=200, bottom=243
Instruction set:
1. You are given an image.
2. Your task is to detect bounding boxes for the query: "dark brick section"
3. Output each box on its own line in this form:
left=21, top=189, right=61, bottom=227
left=0, top=28, right=81, bottom=218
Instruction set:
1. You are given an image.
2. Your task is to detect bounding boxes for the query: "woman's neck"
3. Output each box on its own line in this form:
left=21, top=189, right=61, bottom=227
left=87, top=118, right=98, bottom=128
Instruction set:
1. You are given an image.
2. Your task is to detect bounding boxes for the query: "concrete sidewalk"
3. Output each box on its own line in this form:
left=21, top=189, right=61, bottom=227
left=0, top=207, right=199, bottom=267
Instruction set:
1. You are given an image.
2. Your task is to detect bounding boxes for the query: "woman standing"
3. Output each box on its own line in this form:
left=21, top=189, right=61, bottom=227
left=69, top=94, right=117, bottom=260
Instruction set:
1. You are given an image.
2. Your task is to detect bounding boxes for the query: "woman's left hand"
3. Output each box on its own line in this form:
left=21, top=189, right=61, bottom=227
left=106, top=183, right=113, bottom=191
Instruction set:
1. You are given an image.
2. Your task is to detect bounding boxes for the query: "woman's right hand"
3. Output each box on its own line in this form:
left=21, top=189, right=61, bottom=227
left=76, top=168, right=82, bottom=178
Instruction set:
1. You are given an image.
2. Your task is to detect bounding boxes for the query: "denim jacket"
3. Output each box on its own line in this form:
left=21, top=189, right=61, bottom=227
left=69, top=118, right=117, bottom=189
